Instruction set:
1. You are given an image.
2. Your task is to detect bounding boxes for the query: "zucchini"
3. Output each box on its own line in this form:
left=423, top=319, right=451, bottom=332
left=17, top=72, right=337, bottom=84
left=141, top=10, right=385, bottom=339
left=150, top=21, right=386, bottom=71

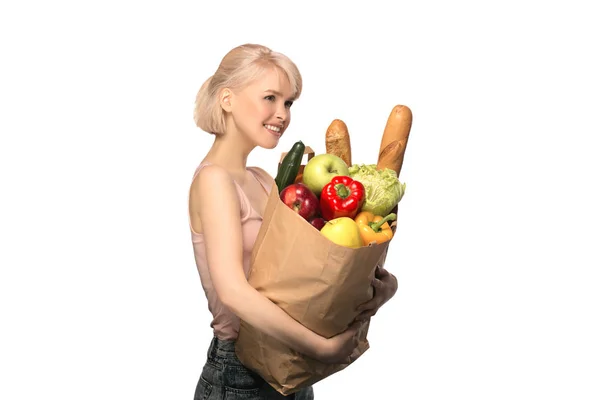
left=275, top=140, right=305, bottom=193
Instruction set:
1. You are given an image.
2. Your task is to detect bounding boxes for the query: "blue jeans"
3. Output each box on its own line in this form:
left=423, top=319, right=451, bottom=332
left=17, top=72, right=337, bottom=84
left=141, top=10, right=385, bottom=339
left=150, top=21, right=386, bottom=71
left=194, top=336, right=315, bottom=399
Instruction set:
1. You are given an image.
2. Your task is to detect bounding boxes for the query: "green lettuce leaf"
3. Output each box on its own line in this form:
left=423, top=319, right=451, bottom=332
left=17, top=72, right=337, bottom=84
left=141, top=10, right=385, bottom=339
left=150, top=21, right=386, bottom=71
left=348, top=164, right=405, bottom=216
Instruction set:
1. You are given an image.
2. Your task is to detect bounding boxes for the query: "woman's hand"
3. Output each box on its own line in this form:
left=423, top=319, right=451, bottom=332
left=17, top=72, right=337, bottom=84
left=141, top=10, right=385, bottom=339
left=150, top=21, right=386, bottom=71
left=314, top=320, right=365, bottom=364
left=355, top=266, right=398, bottom=321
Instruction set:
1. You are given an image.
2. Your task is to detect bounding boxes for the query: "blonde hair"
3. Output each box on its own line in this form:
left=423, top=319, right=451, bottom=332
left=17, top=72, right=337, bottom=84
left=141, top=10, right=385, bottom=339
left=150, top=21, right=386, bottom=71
left=193, top=44, right=303, bottom=135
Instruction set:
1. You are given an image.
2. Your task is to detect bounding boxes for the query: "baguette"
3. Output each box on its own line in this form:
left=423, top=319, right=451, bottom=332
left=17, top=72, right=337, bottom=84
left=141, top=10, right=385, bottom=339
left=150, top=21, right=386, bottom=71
left=378, top=141, right=403, bottom=175
left=325, top=119, right=352, bottom=167
left=377, top=105, right=412, bottom=177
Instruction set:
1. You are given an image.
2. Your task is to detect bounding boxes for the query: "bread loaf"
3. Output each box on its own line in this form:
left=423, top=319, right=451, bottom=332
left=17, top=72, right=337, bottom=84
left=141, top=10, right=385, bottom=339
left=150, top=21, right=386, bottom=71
left=377, top=105, right=412, bottom=176
left=325, top=119, right=352, bottom=167
left=377, top=140, right=403, bottom=175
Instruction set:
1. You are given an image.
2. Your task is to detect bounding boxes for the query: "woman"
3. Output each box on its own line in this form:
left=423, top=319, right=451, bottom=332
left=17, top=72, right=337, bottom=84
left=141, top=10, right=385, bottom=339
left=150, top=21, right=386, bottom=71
left=189, top=43, right=398, bottom=399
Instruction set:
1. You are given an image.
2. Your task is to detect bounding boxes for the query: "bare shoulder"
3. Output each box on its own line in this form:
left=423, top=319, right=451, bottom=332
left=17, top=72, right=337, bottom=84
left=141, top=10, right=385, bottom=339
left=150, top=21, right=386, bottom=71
left=191, top=164, right=239, bottom=204
left=189, top=165, right=240, bottom=233
left=193, top=164, right=230, bottom=188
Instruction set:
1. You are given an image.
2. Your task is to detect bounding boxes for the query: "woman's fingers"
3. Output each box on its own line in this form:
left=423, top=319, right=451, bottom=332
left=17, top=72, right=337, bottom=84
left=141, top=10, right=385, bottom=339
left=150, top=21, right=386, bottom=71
left=356, top=297, right=375, bottom=312
left=372, top=277, right=385, bottom=290
left=355, top=309, right=376, bottom=321
left=376, top=264, right=390, bottom=276
left=356, top=294, right=382, bottom=313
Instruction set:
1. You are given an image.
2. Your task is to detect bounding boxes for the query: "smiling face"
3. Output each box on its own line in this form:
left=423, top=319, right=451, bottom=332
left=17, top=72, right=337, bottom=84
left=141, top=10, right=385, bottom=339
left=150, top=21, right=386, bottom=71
left=226, top=67, right=295, bottom=149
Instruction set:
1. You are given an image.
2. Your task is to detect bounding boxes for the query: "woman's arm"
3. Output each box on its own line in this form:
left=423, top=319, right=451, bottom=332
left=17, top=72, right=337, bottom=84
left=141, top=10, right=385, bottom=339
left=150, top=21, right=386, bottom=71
left=193, top=165, right=360, bottom=363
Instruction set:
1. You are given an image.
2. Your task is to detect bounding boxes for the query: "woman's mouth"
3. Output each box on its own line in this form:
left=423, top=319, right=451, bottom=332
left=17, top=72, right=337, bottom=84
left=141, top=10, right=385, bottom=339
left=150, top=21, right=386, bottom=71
left=264, top=124, right=282, bottom=137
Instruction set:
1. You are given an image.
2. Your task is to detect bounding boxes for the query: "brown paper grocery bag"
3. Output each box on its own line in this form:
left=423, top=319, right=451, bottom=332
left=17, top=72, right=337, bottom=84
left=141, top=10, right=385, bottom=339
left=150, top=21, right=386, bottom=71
left=235, top=177, right=395, bottom=395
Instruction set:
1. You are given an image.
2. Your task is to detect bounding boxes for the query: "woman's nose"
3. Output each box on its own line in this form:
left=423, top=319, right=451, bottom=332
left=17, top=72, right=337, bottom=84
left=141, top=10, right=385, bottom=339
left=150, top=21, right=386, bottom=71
left=275, top=108, right=287, bottom=124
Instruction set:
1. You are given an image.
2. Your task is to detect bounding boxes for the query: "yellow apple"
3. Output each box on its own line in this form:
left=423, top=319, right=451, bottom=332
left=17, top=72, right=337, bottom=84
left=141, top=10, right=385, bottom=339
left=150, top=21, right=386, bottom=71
left=320, top=217, right=363, bottom=249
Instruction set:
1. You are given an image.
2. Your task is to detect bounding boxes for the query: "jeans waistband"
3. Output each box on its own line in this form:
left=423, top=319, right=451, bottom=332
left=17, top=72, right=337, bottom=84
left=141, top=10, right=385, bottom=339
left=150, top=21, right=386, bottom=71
left=207, top=336, right=236, bottom=359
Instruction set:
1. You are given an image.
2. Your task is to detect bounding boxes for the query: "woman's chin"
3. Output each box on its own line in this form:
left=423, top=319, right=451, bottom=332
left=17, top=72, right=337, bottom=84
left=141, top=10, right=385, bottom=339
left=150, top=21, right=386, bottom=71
left=258, top=134, right=280, bottom=149
left=260, top=139, right=279, bottom=150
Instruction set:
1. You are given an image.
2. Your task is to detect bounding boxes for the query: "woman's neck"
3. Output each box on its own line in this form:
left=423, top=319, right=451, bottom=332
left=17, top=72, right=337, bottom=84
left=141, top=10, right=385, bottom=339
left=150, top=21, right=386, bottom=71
left=203, top=134, right=254, bottom=176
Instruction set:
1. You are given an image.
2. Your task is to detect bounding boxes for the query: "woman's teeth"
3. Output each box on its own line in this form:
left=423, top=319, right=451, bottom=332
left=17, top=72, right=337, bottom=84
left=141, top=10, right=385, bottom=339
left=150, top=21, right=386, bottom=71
left=264, top=124, right=281, bottom=133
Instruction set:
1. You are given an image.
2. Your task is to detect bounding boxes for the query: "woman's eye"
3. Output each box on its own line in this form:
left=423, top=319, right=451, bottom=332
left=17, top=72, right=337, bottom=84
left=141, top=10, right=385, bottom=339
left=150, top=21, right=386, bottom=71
left=264, top=95, right=275, bottom=101
left=285, top=101, right=293, bottom=109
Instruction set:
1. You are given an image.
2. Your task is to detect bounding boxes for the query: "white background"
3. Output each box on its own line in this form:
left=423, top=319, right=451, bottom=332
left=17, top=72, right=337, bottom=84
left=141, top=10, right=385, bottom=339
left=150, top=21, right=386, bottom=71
left=1, top=1, right=599, bottom=399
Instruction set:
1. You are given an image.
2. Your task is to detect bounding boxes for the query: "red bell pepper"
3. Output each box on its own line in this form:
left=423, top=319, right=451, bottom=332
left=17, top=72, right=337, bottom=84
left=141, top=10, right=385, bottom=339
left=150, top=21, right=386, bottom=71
left=320, top=176, right=365, bottom=220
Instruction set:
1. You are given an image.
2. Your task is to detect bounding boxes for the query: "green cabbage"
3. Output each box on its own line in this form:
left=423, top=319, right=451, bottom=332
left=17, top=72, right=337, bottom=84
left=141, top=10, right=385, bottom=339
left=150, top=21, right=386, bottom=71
left=348, top=164, right=405, bottom=216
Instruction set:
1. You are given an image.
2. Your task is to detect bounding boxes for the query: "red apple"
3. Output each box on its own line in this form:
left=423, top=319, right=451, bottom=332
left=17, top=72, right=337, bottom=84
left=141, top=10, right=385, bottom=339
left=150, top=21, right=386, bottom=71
left=280, top=183, right=320, bottom=221
left=308, top=217, right=326, bottom=230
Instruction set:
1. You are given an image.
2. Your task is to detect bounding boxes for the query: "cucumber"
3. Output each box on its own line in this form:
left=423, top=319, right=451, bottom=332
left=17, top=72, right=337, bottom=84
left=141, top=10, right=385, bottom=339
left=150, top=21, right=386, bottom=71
left=275, top=140, right=305, bottom=193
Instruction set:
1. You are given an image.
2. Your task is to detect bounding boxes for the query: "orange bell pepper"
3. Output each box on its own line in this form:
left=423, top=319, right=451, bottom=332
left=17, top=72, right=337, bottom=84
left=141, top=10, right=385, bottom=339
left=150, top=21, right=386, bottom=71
left=354, top=211, right=396, bottom=246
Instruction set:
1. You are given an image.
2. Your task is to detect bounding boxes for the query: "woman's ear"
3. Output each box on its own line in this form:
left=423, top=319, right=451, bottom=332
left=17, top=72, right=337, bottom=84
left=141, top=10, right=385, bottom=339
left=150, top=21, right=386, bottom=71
left=220, top=89, right=233, bottom=112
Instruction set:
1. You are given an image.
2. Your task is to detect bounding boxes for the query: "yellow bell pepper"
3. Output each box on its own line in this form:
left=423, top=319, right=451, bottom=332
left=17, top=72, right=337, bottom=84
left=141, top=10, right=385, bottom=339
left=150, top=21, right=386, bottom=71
left=354, top=211, right=396, bottom=246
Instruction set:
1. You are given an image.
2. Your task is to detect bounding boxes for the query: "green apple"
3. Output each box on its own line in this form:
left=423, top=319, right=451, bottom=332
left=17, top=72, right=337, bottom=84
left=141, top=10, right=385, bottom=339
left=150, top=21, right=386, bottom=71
left=320, top=217, right=363, bottom=249
left=302, top=154, right=350, bottom=196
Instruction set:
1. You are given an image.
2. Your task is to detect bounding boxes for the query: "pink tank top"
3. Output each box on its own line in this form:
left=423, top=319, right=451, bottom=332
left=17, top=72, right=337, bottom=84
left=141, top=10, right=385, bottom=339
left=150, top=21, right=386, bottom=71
left=188, top=162, right=274, bottom=340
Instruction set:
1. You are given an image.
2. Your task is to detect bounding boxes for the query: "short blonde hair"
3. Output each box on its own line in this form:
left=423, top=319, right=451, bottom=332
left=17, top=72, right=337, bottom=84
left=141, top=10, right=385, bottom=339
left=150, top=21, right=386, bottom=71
left=193, top=44, right=303, bottom=135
